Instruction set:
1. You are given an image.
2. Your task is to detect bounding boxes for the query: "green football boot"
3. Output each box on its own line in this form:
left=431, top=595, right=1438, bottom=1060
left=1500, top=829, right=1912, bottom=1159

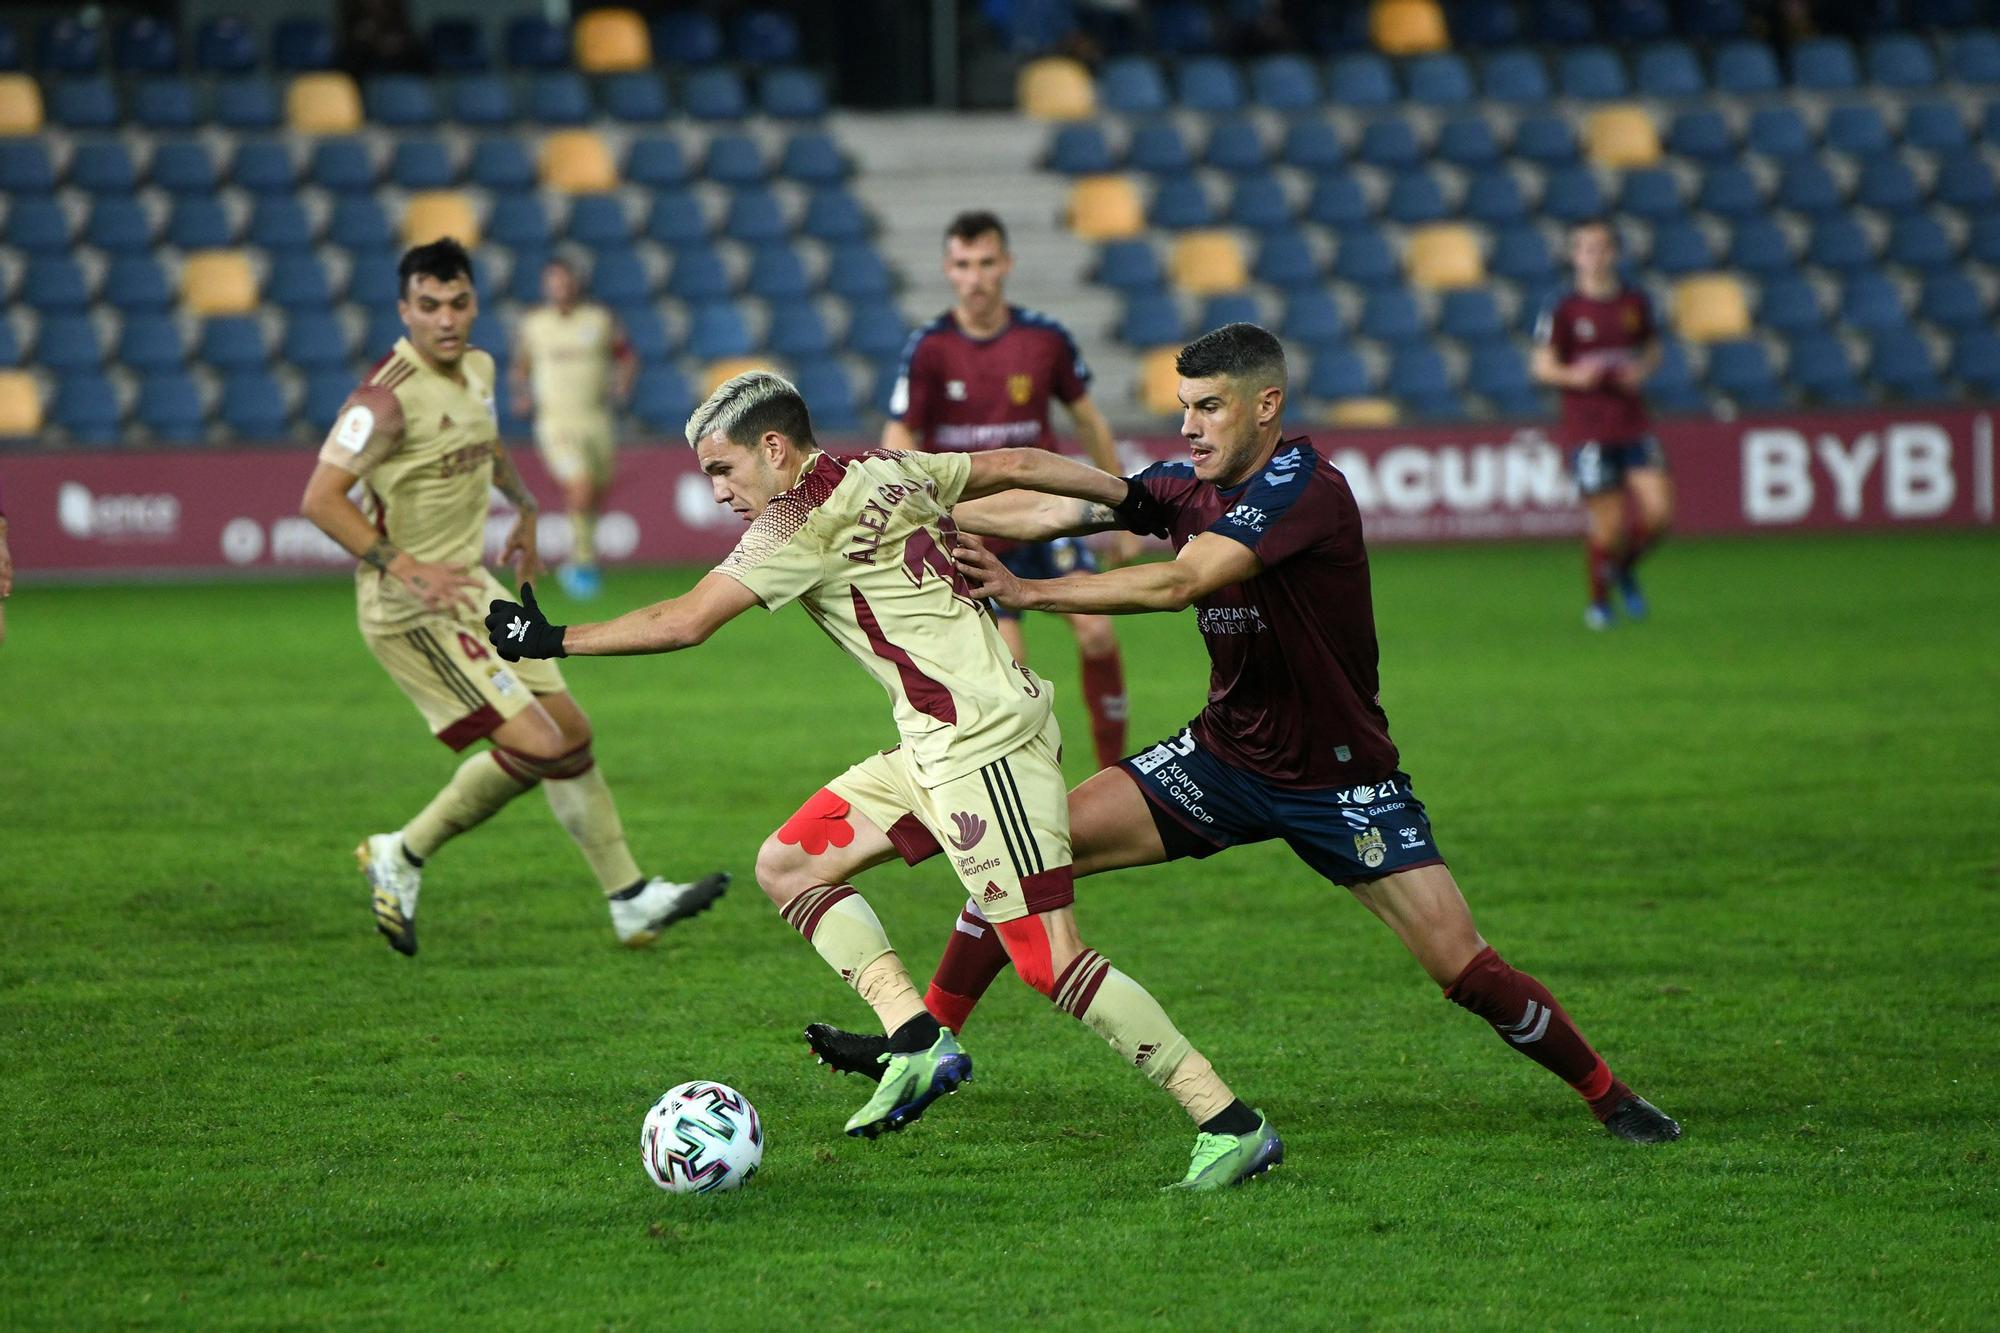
left=843, top=1030, right=973, bottom=1139
left=1165, top=1112, right=1284, bottom=1190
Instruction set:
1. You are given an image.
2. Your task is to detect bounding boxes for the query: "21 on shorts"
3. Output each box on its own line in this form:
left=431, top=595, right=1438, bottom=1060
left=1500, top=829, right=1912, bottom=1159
left=1119, top=725, right=1446, bottom=887
left=1570, top=437, right=1666, bottom=497
left=991, top=537, right=1098, bottom=621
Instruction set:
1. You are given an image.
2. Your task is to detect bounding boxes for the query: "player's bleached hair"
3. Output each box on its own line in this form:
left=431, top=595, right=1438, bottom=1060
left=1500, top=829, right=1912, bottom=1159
left=684, top=370, right=816, bottom=450
left=1175, top=322, right=1287, bottom=391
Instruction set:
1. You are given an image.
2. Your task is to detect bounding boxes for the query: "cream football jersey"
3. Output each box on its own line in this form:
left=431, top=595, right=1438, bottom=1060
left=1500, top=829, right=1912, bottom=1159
left=517, top=303, right=617, bottom=420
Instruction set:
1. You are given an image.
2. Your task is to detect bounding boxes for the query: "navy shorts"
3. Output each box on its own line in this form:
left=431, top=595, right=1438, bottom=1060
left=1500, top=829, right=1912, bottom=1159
left=1571, top=437, right=1666, bottom=498
left=992, top=538, right=1099, bottom=621
left=1120, top=726, right=1446, bottom=887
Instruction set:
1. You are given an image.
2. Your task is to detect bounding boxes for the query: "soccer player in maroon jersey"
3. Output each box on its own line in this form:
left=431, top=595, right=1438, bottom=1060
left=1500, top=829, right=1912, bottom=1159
left=1531, top=219, right=1672, bottom=630
left=884, top=210, right=1135, bottom=770
left=810, top=324, right=1682, bottom=1145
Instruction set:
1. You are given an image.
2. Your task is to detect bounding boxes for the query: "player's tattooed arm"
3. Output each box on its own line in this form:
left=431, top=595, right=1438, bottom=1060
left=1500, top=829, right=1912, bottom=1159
left=360, top=537, right=402, bottom=573
left=299, top=461, right=482, bottom=612
left=488, top=443, right=539, bottom=516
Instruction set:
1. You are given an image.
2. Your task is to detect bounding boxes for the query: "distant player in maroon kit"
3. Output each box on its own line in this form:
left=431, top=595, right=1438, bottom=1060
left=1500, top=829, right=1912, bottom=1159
left=1531, top=219, right=1672, bottom=630
left=884, top=210, right=1134, bottom=770
left=811, top=323, right=1682, bottom=1146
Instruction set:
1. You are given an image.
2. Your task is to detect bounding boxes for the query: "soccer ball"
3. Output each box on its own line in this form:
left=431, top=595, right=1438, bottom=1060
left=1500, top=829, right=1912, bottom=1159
left=640, top=1081, right=763, bottom=1194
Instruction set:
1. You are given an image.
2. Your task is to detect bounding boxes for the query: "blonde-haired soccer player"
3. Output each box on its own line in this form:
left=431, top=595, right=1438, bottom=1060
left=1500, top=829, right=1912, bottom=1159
left=511, top=256, right=637, bottom=600
left=484, top=370, right=1281, bottom=1187
left=299, top=239, right=726, bottom=956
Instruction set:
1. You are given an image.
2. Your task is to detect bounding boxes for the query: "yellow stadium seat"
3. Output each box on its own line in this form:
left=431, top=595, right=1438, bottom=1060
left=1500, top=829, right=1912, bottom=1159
left=541, top=130, right=618, bottom=193
left=1018, top=56, right=1096, bottom=121
left=1672, top=275, right=1751, bottom=343
left=1405, top=224, right=1484, bottom=290
left=1371, top=0, right=1448, bottom=55
left=702, top=358, right=774, bottom=399
left=575, top=8, right=651, bottom=72
left=285, top=72, right=362, bottom=134
left=0, top=370, right=43, bottom=435
left=1139, top=347, right=1185, bottom=416
left=403, top=191, right=481, bottom=249
left=1169, top=231, right=1249, bottom=296
left=0, top=74, right=45, bottom=136
left=1066, top=176, right=1143, bottom=241
left=181, top=251, right=258, bottom=316
left=1325, top=398, right=1400, bottom=427
left=1585, top=106, right=1662, bottom=168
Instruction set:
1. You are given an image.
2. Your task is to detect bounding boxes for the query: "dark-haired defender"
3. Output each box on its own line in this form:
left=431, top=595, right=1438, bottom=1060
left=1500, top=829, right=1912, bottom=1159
left=1531, top=220, right=1671, bottom=630
left=886, top=210, right=1135, bottom=772
left=298, top=238, right=726, bottom=955
left=809, top=323, right=1682, bottom=1145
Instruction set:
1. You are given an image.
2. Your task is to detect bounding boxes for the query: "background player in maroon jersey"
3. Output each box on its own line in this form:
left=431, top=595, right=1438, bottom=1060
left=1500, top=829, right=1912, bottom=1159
left=811, top=324, right=1682, bottom=1145
left=884, top=210, right=1135, bottom=770
left=1531, top=220, right=1672, bottom=630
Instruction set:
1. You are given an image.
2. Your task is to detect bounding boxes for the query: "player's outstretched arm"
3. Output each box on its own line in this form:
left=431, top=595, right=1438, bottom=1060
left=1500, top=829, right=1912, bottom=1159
left=487, top=572, right=761, bottom=660
left=486, top=442, right=545, bottom=586
left=298, top=460, right=481, bottom=613
left=956, top=530, right=1258, bottom=615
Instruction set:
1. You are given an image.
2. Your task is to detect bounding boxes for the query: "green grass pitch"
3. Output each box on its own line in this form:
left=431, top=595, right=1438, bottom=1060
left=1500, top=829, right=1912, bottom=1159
left=3, top=532, right=1996, bottom=1330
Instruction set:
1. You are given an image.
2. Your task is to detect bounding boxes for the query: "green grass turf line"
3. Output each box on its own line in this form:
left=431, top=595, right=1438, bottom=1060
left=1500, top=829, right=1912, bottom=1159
left=1, top=532, right=1996, bottom=1329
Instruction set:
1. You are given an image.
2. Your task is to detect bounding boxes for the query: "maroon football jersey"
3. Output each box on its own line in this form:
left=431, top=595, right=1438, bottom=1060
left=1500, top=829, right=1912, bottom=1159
left=889, top=306, right=1091, bottom=452
left=1534, top=287, right=1657, bottom=447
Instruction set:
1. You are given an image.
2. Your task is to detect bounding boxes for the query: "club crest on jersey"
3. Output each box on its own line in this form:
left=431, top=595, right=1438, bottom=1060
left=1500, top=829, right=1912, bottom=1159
left=946, top=379, right=968, bottom=401
left=1007, top=373, right=1033, bottom=405
left=1353, top=827, right=1387, bottom=868
left=1576, top=317, right=1596, bottom=339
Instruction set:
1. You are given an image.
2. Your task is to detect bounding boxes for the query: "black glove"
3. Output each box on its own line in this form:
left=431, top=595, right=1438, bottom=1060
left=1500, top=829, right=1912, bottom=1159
left=485, top=582, right=568, bottom=662
left=1112, top=475, right=1173, bottom=539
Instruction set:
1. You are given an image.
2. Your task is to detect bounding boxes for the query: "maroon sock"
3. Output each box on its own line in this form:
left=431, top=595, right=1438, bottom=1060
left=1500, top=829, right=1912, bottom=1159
left=923, top=902, right=1011, bottom=1032
left=1078, top=649, right=1129, bottom=769
left=1445, top=946, right=1626, bottom=1119
left=1586, top=542, right=1617, bottom=605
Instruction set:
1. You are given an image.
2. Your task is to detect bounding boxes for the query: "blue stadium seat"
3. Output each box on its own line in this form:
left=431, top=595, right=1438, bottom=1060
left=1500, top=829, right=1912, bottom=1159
left=1824, top=105, right=1891, bottom=157
left=1120, top=291, right=1186, bottom=346
left=802, top=188, right=869, bottom=242
left=429, top=19, right=487, bottom=73
left=769, top=303, right=834, bottom=358
left=366, top=75, right=439, bottom=128
left=484, top=193, right=552, bottom=249
left=234, top=140, right=299, bottom=194
left=1385, top=170, right=1450, bottom=224
left=1440, top=290, right=1507, bottom=341
left=310, top=137, right=376, bottom=193
left=1706, top=339, right=1783, bottom=406
left=687, top=301, right=755, bottom=359
left=1650, top=220, right=1716, bottom=274
left=282, top=310, right=351, bottom=369
left=1946, top=31, right=2000, bottom=83
left=1361, top=288, right=1425, bottom=344
left=1229, top=173, right=1295, bottom=231
left=503, top=251, right=551, bottom=303
left=267, top=254, right=334, bottom=310
left=683, top=68, right=749, bottom=121
left=1307, top=348, right=1372, bottom=400
left=1918, top=271, right=1986, bottom=329
left=825, top=244, right=892, bottom=300
left=1407, top=54, right=1474, bottom=105
left=6, top=197, right=69, bottom=253
left=611, top=305, right=672, bottom=362
left=39, top=17, right=102, bottom=72
left=54, top=373, right=123, bottom=444
left=1047, top=124, right=1116, bottom=175
left=1808, top=217, right=1876, bottom=271
left=200, top=316, right=270, bottom=372
left=1956, top=216, right=2000, bottom=267
left=1620, top=169, right=1684, bottom=221
left=248, top=197, right=315, bottom=251
left=747, top=244, right=813, bottom=302
left=386, top=139, right=452, bottom=190
left=1253, top=231, right=1320, bottom=286
left=1490, top=225, right=1557, bottom=282
left=1680, top=0, right=1748, bottom=38
left=653, top=11, right=724, bottom=64
left=724, top=188, right=789, bottom=243
left=625, top=136, right=691, bottom=190
left=1775, top=159, right=1843, bottom=215
left=52, top=78, right=120, bottom=130
left=221, top=372, right=290, bottom=437
left=602, top=73, right=669, bottom=123
left=1328, top=53, right=1397, bottom=108
left=731, top=10, right=802, bottom=64
left=1178, top=56, right=1245, bottom=112
left=1149, top=1, right=1216, bottom=55
left=166, top=199, right=233, bottom=249
left=1206, top=118, right=1267, bottom=173
left=1839, top=271, right=1913, bottom=336
left=1531, top=0, right=1598, bottom=43
left=1305, top=173, right=1370, bottom=227
left=667, top=247, right=734, bottom=302
left=37, top=313, right=103, bottom=371
left=1648, top=338, right=1706, bottom=412
left=1728, top=218, right=1795, bottom=274
left=1635, top=42, right=1704, bottom=96
left=1856, top=156, right=1922, bottom=214
left=85, top=198, right=152, bottom=253
left=133, top=77, right=198, bottom=130
left=1388, top=347, right=1459, bottom=416
left=1097, top=240, right=1164, bottom=291
left=530, top=73, right=591, bottom=126
left=1756, top=272, right=1825, bottom=333
left=590, top=248, right=653, bottom=303
left=1467, top=339, right=1537, bottom=411
left=632, top=365, right=695, bottom=433
left=1481, top=49, right=1552, bottom=102
left=1791, top=37, right=1859, bottom=90
left=771, top=132, right=842, bottom=187
left=1900, top=102, right=1967, bottom=154
left=70, top=142, right=137, bottom=194
left=1870, top=327, right=1944, bottom=398
left=1713, top=40, right=1781, bottom=94
left=846, top=300, right=909, bottom=361
left=1333, top=229, right=1399, bottom=287
left=1867, top=34, right=1938, bottom=88
left=568, top=194, right=632, bottom=247
left=363, top=307, right=407, bottom=356
left=644, top=192, right=708, bottom=246
left=1446, top=0, right=1522, bottom=46
left=135, top=373, right=204, bottom=442
left=1128, top=121, right=1193, bottom=174
left=1198, top=294, right=1262, bottom=333
left=1559, top=47, right=1628, bottom=99
left=1358, top=118, right=1423, bottom=170
left=761, top=67, right=828, bottom=120
left=344, top=251, right=397, bottom=310
left=504, top=16, right=568, bottom=69
left=1282, top=290, right=1346, bottom=346
left=151, top=140, right=219, bottom=194
left=0, top=141, right=53, bottom=194
left=1606, top=0, right=1672, bottom=39
left=1696, top=164, right=1764, bottom=218
left=1512, top=114, right=1578, bottom=165
left=1541, top=167, right=1605, bottom=223
left=1949, top=329, right=2000, bottom=393
left=1279, top=119, right=1344, bottom=172
left=195, top=18, right=258, bottom=73
left=704, top=132, right=767, bottom=186
left=460, top=140, right=530, bottom=193
left=793, top=359, right=860, bottom=431
left=1100, top=56, right=1169, bottom=114
left=1436, top=115, right=1501, bottom=168
left=452, top=76, right=514, bottom=126
left=1251, top=54, right=1320, bottom=110
left=104, top=256, right=172, bottom=312
left=118, top=313, right=186, bottom=372
left=1746, top=107, right=1812, bottom=161
left=329, top=196, right=394, bottom=250
left=1788, top=330, right=1865, bottom=403
left=304, top=371, right=354, bottom=431
left=1667, top=109, right=1735, bottom=162
left=1933, top=150, right=1998, bottom=208
left=214, top=77, right=280, bottom=130
left=1149, top=177, right=1216, bottom=229
left=273, top=18, right=334, bottom=71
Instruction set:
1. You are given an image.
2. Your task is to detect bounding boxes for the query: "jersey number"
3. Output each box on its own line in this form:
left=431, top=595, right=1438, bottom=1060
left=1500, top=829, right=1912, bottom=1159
left=457, top=631, right=491, bottom=662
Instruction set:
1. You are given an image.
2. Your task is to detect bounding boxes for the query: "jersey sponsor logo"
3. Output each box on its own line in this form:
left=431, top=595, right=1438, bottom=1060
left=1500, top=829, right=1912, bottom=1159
left=1195, top=605, right=1266, bottom=636
left=947, top=811, right=987, bottom=852
left=1129, top=727, right=1198, bottom=775
left=1007, top=373, right=1033, bottom=405
left=946, top=379, right=968, bottom=401
left=933, top=421, right=1042, bottom=449
left=333, top=405, right=375, bottom=452
left=1353, top=827, right=1387, bottom=868
left=1223, top=502, right=1268, bottom=532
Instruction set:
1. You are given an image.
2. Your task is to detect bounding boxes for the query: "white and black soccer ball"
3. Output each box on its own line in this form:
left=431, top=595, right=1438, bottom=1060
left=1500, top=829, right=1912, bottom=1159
left=640, top=1081, right=763, bottom=1194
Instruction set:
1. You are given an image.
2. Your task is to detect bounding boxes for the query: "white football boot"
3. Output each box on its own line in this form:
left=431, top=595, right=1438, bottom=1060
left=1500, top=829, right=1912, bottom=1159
left=609, top=872, right=730, bottom=947
left=356, top=833, right=421, bottom=957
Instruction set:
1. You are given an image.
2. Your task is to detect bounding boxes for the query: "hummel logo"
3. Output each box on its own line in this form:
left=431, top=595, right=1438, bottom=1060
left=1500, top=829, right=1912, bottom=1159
left=506, top=616, right=530, bottom=642
left=981, top=881, right=1006, bottom=905
left=948, top=811, right=987, bottom=852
